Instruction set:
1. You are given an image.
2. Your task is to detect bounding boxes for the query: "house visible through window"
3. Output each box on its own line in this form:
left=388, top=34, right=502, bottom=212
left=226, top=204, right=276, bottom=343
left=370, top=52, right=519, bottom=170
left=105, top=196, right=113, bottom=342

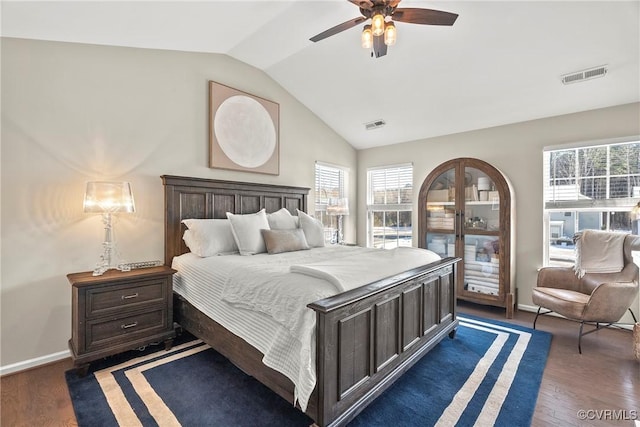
left=315, top=162, right=347, bottom=243
left=367, top=164, right=413, bottom=249
left=544, top=139, right=640, bottom=266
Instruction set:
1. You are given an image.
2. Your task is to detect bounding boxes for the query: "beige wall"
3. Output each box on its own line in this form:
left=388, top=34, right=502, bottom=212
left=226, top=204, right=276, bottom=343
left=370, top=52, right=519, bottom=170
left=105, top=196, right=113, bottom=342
left=357, top=102, right=640, bottom=318
left=0, top=38, right=356, bottom=368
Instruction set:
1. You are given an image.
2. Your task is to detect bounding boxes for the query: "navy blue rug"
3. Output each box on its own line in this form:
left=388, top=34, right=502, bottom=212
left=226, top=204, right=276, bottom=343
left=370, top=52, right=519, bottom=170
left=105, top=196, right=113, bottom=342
left=66, top=315, right=551, bottom=426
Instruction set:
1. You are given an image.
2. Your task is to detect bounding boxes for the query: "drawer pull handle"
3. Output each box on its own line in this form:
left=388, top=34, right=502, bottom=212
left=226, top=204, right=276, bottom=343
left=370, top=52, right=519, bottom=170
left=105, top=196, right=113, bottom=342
left=122, top=293, right=139, bottom=300
left=121, top=322, right=138, bottom=329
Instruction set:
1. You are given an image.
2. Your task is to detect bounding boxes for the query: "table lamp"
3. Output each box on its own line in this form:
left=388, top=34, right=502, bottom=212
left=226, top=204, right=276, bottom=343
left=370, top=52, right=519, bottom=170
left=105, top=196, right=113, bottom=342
left=327, top=197, right=349, bottom=244
left=83, top=181, right=135, bottom=276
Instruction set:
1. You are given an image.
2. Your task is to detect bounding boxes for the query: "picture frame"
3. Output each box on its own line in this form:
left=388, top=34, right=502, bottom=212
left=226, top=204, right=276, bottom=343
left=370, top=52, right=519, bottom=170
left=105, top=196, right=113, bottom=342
left=209, top=81, right=279, bottom=175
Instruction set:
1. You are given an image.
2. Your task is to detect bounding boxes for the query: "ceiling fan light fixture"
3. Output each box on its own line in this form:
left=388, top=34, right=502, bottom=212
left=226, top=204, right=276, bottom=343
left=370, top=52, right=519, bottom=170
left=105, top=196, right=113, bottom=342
left=361, top=25, right=373, bottom=49
left=309, top=0, right=458, bottom=60
left=371, top=12, right=385, bottom=36
left=384, top=21, right=396, bottom=46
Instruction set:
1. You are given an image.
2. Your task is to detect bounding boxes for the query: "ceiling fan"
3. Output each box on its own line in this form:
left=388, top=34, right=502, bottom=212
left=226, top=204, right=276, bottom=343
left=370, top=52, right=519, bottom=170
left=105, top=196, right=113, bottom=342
left=310, top=0, right=458, bottom=58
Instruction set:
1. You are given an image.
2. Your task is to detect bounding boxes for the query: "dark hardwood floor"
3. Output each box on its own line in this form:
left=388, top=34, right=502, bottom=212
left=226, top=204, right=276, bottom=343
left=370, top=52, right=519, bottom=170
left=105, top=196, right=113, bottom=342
left=1, top=302, right=638, bottom=427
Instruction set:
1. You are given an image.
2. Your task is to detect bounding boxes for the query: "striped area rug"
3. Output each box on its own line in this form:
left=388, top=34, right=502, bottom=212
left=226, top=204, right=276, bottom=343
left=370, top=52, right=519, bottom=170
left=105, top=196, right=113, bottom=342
left=66, top=315, right=551, bottom=426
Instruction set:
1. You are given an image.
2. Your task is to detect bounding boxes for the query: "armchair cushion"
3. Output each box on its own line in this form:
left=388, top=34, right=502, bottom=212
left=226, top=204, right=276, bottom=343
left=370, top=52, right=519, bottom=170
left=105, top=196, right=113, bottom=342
left=532, top=287, right=589, bottom=320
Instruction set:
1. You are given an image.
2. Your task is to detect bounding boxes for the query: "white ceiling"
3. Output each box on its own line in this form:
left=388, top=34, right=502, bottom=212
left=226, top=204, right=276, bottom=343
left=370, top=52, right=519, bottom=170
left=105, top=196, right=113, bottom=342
left=2, top=1, right=639, bottom=149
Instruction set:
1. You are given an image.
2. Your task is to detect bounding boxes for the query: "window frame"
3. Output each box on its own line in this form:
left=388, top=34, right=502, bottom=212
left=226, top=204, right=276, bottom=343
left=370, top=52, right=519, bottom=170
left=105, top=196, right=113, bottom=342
left=315, top=161, right=349, bottom=242
left=366, top=163, right=414, bottom=249
left=543, top=137, right=640, bottom=266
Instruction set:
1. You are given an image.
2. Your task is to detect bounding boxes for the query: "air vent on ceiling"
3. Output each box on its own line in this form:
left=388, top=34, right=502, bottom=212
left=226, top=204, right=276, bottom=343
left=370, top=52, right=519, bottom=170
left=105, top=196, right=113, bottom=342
left=365, top=119, right=386, bottom=131
left=561, top=65, right=608, bottom=85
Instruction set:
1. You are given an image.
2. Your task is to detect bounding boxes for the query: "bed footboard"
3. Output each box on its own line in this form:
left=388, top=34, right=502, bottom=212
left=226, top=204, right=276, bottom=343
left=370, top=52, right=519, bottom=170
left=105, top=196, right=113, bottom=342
left=308, top=257, right=459, bottom=427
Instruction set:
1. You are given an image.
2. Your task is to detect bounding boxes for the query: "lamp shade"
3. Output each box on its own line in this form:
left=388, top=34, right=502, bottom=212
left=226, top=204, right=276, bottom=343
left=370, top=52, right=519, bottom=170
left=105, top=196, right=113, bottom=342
left=327, top=197, right=349, bottom=216
left=83, top=181, right=135, bottom=213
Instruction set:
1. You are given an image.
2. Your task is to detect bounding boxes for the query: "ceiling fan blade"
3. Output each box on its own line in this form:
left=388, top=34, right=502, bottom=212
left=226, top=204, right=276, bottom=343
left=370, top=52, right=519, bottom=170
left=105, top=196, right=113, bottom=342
left=372, top=33, right=387, bottom=58
left=310, top=16, right=367, bottom=42
left=392, top=8, right=458, bottom=26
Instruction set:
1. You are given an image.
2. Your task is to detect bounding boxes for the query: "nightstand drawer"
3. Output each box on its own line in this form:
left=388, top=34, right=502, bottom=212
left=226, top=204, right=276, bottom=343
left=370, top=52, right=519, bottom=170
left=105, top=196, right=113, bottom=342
left=87, top=309, right=167, bottom=350
left=86, top=278, right=168, bottom=318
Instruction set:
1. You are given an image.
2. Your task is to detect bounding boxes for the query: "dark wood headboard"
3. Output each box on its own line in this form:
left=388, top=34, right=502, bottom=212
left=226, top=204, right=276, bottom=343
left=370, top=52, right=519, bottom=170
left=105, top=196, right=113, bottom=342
left=162, top=175, right=309, bottom=265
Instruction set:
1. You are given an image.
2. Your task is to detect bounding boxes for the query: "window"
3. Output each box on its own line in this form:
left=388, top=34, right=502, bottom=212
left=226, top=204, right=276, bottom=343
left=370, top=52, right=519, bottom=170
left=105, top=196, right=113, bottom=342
left=367, top=164, right=413, bottom=249
left=315, top=162, right=347, bottom=242
left=544, top=139, right=640, bottom=266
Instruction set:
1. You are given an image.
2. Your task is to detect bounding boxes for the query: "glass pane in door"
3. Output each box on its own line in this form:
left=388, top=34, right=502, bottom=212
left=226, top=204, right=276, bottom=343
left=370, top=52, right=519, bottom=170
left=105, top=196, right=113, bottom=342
left=464, top=234, right=500, bottom=295
left=425, top=167, right=456, bottom=257
left=464, top=167, right=500, bottom=232
left=462, top=166, right=500, bottom=296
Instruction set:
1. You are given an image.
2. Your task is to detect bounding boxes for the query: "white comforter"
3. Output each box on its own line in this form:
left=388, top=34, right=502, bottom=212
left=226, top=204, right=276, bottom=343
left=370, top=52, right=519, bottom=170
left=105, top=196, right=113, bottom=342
left=173, top=245, right=440, bottom=412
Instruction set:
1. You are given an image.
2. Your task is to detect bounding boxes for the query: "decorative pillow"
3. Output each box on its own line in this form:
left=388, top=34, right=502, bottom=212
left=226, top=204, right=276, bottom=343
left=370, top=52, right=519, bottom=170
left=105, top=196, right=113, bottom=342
left=267, top=208, right=298, bottom=230
left=261, top=228, right=310, bottom=254
left=181, top=218, right=238, bottom=257
left=297, top=209, right=325, bottom=248
left=226, top=209, right=271, bottom=255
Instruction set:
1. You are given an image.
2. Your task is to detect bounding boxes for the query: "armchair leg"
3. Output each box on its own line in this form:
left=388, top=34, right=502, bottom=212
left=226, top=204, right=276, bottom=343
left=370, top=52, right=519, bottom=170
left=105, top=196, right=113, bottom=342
left=629, top=308, right=638, bottom=324
left=578, top=321, right=584, bottom=354
left=533, top=306, right=542, bottom=329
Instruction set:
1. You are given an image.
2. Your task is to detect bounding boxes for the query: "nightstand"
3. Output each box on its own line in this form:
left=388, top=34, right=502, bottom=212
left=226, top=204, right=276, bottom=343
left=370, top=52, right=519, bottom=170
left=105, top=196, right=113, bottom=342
left=68, top=266, right=176, bottom=375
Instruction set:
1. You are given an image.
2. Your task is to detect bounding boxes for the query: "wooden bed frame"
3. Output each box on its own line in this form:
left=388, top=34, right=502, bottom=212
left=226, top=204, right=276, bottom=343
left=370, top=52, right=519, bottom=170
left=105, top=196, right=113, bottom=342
left=162, top=175, right=460, bottom=427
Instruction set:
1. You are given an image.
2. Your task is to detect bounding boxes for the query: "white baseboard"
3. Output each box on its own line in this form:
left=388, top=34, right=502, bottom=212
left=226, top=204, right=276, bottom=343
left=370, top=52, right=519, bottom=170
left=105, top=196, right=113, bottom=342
left=0, top=349, right=71, bottom=377
left=517, top=303, right=540, bottom=313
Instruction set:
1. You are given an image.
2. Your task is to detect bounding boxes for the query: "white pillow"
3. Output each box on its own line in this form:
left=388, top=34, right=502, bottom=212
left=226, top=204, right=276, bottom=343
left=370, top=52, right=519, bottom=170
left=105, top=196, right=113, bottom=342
left=181, top=219, right=238, bottom=257
left=226, top=209, right=271, bottom=255
left=267, top=208, right=298, bottom=230
left=297, top=209, right=325, bottom=248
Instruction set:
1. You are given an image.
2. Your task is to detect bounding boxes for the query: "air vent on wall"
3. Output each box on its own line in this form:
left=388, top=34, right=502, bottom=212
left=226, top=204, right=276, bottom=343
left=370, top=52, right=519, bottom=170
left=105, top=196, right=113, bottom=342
left=561, top=65, right=608, bottom=85
left=365, top=119, right=386, bottom=131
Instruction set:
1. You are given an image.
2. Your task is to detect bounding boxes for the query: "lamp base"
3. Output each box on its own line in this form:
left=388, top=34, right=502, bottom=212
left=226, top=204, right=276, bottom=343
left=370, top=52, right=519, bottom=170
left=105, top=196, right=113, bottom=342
left=92, top=263, right=109, bottom=277
left=334, top=215, right=345, bottom=245
left=92, top=213, right=115, bottom=276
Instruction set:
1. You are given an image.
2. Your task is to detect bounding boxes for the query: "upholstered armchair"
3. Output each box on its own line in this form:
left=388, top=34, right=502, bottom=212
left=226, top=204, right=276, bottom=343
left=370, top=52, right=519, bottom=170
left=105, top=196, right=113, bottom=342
left=533, top=231, right=640, bottom=353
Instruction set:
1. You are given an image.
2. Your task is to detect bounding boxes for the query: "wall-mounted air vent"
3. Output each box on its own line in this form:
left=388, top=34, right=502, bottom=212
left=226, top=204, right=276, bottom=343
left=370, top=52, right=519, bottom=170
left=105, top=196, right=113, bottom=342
left=561, top=65, right=608, bottom=85
left=365, top=119, right=386, bottom=130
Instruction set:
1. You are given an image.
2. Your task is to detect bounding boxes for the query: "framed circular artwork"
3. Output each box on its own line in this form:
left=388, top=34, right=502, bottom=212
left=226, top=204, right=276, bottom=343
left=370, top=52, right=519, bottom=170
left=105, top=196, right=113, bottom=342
left=209, top=81, right=279, bottom=175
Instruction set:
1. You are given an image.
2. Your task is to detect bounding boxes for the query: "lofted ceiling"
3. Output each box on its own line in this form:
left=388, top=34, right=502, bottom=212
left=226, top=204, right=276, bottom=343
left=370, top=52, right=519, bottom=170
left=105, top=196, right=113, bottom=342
left=2, top=1, right=639, bottom=149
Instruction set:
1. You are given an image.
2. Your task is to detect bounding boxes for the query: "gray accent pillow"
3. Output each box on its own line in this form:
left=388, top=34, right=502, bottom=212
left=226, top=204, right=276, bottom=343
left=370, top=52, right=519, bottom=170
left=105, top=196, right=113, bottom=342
left=261, top=228, right=310, bottom=254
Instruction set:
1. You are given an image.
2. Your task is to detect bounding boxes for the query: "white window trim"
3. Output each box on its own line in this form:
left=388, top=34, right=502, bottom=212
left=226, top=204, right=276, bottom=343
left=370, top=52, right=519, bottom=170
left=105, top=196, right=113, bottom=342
left=366, top=163, right=414, bottom=248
